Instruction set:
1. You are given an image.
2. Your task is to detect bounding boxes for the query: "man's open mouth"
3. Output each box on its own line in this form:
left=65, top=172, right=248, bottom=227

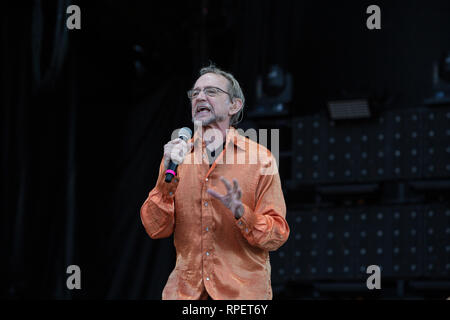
left=196, top=106, right=212, bottom=115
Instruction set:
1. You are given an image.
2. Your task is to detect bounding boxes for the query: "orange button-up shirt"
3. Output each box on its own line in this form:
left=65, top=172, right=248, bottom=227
left=140, top=127, right=289, bottom=300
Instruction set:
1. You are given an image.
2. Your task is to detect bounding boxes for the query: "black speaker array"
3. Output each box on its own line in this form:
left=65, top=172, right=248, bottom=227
left=422, top=109, right=450, bottom=178
left=291, top=108, right=450, bottom=185
left=270, top=204, right=450, bottom=285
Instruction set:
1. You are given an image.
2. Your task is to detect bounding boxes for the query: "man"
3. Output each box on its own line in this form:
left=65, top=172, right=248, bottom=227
left=140, top=65, right=289, bottom=300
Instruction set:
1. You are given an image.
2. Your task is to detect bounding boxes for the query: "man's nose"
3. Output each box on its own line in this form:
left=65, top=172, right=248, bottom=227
left=196, top=89, right=208, bottom=100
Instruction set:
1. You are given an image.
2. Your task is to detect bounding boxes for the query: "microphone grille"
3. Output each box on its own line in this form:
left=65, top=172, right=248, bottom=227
left=179, top=127, right=192, bottom=141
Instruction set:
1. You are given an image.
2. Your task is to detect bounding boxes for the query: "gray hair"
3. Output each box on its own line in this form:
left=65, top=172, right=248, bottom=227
left=199, top=64, right=245, bottom=126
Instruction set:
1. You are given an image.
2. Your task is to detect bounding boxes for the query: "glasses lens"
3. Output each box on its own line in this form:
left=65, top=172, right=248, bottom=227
left=205, top=88, right=217, bottom=96
left=189, top=90, right=199, bottom=99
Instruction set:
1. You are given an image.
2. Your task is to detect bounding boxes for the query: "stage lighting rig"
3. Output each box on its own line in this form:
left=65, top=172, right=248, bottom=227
left=327, top=99, right=371, bottom=120
left=425, top=51, right=450, bottom=106
left=249, top=65, right=293, bottom=118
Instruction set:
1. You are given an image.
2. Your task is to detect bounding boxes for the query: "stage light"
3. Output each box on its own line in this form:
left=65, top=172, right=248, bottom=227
left=439, top=51, right=450, bottom=82
left=250, top=65, right=293, bottom=117
left=327, top=99, right=371, bottom=120
left=425, top=51, right=450, bottom=106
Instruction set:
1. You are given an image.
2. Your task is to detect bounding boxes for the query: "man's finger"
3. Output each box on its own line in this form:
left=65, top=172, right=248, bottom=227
left=237, top=188, right=242, bottom=200
left=232, top=179, right=239, bottom=194
left=207, top=189, right=224, bottom=200
left=220, top=176, right=233, bottom=193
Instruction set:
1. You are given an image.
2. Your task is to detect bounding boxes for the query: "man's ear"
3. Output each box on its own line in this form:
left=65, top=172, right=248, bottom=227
left=229, top=98, right=243, bottom=116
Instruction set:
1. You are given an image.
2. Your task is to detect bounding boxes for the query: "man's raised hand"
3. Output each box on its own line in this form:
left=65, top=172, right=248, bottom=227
left=207, top=176, right=244, bottom=219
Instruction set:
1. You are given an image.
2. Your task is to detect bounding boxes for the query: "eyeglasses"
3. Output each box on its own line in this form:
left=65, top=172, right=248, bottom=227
left=187, top=86, right=232, bottom=100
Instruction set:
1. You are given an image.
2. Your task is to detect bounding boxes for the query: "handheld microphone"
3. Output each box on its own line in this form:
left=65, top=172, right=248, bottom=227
left=165, top=127, right=193, bottom=183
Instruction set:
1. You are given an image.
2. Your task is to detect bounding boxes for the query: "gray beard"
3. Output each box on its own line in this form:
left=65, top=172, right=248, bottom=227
left=192, top=112, right=226, bottom=126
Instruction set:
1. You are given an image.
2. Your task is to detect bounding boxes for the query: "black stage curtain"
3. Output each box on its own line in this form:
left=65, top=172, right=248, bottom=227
left=2, top=0, right=450, bottom=299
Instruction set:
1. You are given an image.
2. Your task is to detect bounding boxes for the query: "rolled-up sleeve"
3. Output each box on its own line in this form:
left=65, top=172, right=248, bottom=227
left=140, top=159, right=179, bottom=239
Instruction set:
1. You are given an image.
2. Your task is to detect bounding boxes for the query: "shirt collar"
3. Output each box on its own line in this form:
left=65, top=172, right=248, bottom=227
left=225, top=127, right=246, bottom=151
left=192, top=126, right=246, bottom=151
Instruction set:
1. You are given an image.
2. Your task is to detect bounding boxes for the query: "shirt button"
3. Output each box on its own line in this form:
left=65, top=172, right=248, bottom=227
left=206, top=277, right=210, bottom=281
left=204, top=202, right=208, bottom=207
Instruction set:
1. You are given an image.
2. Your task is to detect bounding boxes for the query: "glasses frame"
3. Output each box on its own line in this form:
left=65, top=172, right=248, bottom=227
left=187, top=86, right=233, bottom=101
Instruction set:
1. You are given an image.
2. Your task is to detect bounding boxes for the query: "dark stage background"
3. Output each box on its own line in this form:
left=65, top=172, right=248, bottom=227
left=2, top=0, right=450, bottom=299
